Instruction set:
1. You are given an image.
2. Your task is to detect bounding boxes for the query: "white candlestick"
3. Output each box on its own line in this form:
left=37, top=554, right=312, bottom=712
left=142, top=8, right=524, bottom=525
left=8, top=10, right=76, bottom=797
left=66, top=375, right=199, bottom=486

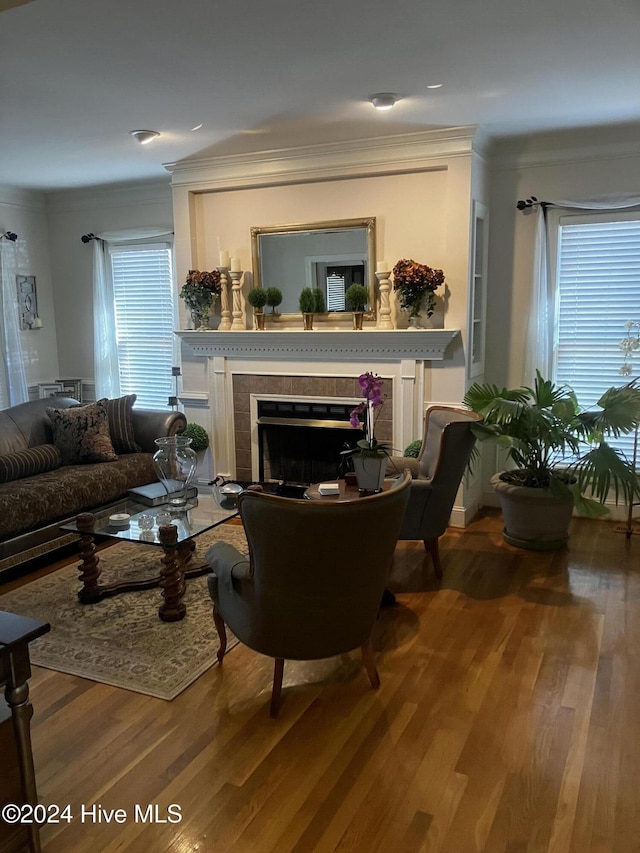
left=219, top=250, right=229, bottom=268
left=230, top=257, right=241, bottom=272
left=376, top=261, right=388, bottom=273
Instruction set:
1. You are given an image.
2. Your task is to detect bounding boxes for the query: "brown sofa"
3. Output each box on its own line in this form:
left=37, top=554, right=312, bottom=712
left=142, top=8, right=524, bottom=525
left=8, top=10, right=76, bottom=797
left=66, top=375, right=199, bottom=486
left=0, top=396, right=186, bottom=577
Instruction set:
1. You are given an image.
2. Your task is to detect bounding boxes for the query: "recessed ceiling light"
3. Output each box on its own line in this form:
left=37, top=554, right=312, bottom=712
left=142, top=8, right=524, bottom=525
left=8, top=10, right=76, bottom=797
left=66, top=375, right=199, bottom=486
left=191, top=123, right=203, bottom=132
left=369, top=93, right=400, bottom=111
left=427, top=83, right=443, bottom=90
left=129, top=129, right=160, bottom=145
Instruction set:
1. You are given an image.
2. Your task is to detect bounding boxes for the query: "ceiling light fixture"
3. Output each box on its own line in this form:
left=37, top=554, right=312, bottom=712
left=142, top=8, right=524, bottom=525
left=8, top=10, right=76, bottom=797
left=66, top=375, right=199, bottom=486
left=129, top=129, right=160, bottom=145
left=369, top=93, right=399, bottom=111
left=190, top=123, right=203, bottom=132
left=427, top=83, right=443, bottom=89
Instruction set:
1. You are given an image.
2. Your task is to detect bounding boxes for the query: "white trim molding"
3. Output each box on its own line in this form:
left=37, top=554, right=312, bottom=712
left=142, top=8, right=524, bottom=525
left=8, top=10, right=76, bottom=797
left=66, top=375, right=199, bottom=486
left=176, top=329, right=459, bottom=362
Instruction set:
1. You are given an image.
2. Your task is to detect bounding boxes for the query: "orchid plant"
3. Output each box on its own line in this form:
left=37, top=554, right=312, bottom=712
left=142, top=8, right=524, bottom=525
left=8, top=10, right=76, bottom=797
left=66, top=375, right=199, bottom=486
left=345, top=372, right=390, bottom=459
left=619, top=320, right=640, bottom=376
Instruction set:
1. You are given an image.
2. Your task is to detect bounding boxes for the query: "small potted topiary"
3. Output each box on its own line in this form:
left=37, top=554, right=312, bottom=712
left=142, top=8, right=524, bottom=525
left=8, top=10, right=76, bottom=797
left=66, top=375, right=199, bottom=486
left=345, top=283, right=369, bottom=330
left=299, top=287, right=316, bottom=330
left=265, top=287, right=283, bottom=314
left=247, top=288, right=267, bottom=330
left=313, top=288, right=326, bottom=314
left=183, top=422, right=209, bottom=453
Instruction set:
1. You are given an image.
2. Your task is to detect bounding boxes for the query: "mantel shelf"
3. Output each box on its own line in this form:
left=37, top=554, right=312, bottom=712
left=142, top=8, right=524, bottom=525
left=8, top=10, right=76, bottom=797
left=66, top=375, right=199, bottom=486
left=176, top=328, right=460, bottom=362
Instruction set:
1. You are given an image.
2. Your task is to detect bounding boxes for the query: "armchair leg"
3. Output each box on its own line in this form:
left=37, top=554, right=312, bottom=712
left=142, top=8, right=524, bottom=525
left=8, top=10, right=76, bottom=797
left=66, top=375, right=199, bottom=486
left=424, top=537, right=443, bottom=579
left=212, top=605, right=227, bottom=663
left=270, top=658, right=285, bottom=718
left=361, top=640, right=380, bottom=689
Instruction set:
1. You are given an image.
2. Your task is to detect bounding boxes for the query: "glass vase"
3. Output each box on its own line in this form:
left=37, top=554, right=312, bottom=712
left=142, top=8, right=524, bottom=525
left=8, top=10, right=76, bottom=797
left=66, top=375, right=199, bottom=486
left=152, top=436, right=197, bottom=509
left=190, top=306, right=211, bottom=331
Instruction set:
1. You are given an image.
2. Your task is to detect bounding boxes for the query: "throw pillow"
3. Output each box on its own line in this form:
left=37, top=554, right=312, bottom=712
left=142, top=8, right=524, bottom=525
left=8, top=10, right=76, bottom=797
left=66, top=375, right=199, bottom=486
left=0, top=444, right=62, bottom=483
left=46, top=400, right=118, bottom=465
left=105, top=394, right=140, bottom=454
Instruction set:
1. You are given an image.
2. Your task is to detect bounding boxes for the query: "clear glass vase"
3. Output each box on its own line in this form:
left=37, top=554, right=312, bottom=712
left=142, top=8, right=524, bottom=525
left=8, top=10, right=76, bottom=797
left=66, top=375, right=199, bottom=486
left=152, top=436, right=197, bottom=509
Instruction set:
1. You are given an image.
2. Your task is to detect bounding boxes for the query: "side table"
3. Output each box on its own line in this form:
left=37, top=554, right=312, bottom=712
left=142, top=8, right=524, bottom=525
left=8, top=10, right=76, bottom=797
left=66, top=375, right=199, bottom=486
left=0, top=610, right=50, bottom=853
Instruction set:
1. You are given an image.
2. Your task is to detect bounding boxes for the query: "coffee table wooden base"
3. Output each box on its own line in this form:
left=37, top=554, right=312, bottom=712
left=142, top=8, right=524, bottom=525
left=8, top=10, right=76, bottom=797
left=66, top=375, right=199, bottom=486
left=74, top=512, right=208, bottom=621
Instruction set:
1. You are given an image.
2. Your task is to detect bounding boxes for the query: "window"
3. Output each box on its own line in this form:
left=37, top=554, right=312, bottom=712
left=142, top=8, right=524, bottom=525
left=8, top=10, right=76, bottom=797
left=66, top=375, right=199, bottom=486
left=554, top=212, right=640, bottom=457
left=109, top=242, right=176, bottom=410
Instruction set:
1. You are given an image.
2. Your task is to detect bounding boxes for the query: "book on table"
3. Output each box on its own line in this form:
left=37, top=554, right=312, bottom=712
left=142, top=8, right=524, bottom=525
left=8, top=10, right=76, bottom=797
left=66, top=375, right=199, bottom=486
left=127, top=482, right=198, bottom=507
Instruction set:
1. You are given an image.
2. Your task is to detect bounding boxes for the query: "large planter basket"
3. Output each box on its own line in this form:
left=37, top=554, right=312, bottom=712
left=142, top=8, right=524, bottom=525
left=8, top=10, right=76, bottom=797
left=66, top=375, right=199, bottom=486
left=491, top=473, right=574, bottom=550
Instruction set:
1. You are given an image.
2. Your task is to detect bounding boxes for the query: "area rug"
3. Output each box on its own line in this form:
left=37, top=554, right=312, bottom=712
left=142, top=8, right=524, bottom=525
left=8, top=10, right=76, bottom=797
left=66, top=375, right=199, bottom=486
left=0, top=524, right=248, bottom=701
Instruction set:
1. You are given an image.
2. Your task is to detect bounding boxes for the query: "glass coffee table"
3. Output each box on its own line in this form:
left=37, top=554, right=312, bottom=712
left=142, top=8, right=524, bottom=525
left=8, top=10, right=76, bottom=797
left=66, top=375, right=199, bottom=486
left=60, top=493, right=238, bottom=622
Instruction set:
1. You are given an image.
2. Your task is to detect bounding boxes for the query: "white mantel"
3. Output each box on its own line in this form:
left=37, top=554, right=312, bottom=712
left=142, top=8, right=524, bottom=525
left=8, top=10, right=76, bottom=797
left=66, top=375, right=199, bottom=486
left=176, top=328, right=460, bottom=361
left=176, top=328, right=462, bottom=482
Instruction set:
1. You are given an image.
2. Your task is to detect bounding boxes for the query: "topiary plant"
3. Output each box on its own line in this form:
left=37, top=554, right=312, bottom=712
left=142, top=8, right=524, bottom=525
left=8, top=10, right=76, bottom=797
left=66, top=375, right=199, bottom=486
left=299, top=287, right=315, bottom=313
left=345, top=283, right=368, bottom=312
left=403, top=439, right=422, bottom=458
left=183, top=422, right=209, bottom=453
left=247, top=287, right=267, bottom=312
left=265, top=287, right=283, bottom=313
left=313, top=288, right=326, bottom=313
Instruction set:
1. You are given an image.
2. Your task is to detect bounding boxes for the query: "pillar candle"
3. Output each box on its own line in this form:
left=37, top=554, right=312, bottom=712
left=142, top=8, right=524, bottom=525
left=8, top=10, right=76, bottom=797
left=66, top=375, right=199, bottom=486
left=376, top=261, right=388, bottom=273
left=230, top=257, right=241, bottom=272
left=219, top=250, right=229, bottom=268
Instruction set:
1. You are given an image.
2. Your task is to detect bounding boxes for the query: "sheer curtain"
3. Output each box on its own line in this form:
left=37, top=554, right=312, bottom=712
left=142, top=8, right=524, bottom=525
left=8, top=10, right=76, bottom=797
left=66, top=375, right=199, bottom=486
left=91, top=227, right=173, bottom=400
left=522, top=193, right=640, bottom=386
left=0, top=238, right=28, bottom=407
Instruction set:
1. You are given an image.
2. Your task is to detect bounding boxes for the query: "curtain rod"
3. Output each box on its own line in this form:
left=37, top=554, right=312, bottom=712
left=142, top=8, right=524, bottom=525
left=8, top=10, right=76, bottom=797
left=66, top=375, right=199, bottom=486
left=516, top=197, right=551, bottom=212
left=81, top=232, right=97, bottom=243
left=1, top=231, right=18, bottom=241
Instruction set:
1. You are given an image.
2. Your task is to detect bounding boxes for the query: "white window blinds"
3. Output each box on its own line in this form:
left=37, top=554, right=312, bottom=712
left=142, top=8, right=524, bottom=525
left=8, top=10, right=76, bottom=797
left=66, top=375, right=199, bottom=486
left=555, top=214, right=640, bottom=457
left=109, top=242, right=175, bottom=410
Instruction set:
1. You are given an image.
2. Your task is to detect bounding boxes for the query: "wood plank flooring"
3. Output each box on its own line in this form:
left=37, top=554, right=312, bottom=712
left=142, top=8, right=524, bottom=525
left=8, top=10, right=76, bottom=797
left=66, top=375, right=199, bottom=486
left=3, top=509, right=640, bottom=852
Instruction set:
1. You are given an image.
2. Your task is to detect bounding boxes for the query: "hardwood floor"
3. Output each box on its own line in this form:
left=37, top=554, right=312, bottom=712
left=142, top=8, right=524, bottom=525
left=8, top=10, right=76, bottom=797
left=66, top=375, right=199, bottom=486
left=4, top=510, right=640, bottom=852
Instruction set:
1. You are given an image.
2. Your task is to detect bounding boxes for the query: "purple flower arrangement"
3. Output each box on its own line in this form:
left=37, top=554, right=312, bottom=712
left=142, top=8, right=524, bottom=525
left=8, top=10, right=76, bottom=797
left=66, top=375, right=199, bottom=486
left=347, top=372, right=389, bottom=459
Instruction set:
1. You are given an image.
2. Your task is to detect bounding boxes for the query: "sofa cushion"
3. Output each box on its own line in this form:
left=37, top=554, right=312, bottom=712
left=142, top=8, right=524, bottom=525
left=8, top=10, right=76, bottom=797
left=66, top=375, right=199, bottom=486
left=105, top=394, right=140, bottom=454
left=0, top=444, right=62, bottom=483
left=46, top=400, right=117, bottom=464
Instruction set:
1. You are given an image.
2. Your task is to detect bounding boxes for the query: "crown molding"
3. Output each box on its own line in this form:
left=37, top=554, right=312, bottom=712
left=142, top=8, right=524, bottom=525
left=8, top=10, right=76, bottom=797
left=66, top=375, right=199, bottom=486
left=166, top=127, right=479, bottom=191
left=0, top=185, right=46, bottom=210
left=45, top=179, right=172, bottom=213
left=490, top=124, right=640, bottom=171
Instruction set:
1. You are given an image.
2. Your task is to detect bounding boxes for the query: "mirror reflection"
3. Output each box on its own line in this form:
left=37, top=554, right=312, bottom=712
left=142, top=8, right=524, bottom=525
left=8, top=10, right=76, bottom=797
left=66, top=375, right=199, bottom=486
left=250, top=218, right=376, bottom=318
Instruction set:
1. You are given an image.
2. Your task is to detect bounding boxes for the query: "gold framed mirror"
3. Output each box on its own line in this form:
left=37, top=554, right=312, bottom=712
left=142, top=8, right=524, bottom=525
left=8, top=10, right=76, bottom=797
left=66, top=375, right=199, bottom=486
left=250, top=217, right=376, bottom=321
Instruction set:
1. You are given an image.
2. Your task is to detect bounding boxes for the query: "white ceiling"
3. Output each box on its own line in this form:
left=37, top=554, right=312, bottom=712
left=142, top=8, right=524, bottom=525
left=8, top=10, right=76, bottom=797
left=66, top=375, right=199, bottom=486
left=1, top=0, right=639, bottom=192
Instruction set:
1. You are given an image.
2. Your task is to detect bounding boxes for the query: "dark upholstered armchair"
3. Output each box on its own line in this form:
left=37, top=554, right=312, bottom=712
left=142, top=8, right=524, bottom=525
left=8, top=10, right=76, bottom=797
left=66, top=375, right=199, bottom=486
left=205, top=470, right=411, bottom=716
left=386, top=406, right=480, bottom=578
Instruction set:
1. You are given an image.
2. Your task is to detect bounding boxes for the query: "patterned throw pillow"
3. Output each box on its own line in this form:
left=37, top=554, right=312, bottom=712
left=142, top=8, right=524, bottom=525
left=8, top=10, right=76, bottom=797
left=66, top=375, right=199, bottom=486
left=105, top=394, right=140, bottom=454
left=0, top=444, right=62, bottom=483
left=46, top=400, right=118, bottom=465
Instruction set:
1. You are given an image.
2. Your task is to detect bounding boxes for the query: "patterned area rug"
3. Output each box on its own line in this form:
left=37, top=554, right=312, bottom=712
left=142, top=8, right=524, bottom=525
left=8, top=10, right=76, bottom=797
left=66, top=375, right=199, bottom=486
left=0, top=524, right=248, bottom=701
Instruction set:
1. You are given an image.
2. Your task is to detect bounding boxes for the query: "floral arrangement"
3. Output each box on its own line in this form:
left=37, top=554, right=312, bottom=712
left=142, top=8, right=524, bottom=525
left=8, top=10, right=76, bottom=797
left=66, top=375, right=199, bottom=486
left=345, top=372, right=390, bottom=459
left=180, top=269, right=222, bottom=311
left=619, top=320, right=640, bottom=376
left=392, top=258, right=445, bottom=318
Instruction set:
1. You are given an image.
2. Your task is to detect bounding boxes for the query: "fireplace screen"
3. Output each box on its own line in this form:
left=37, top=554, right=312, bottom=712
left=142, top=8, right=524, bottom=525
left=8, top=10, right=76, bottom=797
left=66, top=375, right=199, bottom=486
left=257, top=400, right=362, bottom=485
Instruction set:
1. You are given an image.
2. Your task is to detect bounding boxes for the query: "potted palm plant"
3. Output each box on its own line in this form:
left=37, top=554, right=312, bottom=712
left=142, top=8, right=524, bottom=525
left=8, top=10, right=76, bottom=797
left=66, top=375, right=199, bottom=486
left=464, top=371, right=640, bottom=549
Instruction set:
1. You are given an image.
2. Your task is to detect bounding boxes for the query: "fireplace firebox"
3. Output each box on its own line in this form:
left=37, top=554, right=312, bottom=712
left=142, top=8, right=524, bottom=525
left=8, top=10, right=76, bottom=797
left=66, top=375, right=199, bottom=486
left=257, top=399, right=362, bottom=485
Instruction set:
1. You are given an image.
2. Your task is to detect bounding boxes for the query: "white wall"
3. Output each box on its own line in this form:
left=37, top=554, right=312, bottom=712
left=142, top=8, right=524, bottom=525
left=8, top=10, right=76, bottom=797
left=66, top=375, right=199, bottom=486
left=0, top=186, right=60, bottom=388
left=45, top=180, right=173, bottom=385
left=487, top=124, right=640, bottom=387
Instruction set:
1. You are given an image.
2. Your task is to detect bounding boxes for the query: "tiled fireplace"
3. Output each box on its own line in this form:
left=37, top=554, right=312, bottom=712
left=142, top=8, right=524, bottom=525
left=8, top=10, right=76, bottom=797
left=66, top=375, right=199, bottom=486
left=176, top=328, right=460, bottom=485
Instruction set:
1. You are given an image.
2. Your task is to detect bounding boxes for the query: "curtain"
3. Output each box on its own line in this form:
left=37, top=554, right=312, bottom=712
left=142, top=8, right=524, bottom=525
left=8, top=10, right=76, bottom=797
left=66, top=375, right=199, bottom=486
left=0, top=238, right=28, bottom=407
left=91, top=227, right=173, bottom=400
left=522, top=193, right=640, bottom=387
